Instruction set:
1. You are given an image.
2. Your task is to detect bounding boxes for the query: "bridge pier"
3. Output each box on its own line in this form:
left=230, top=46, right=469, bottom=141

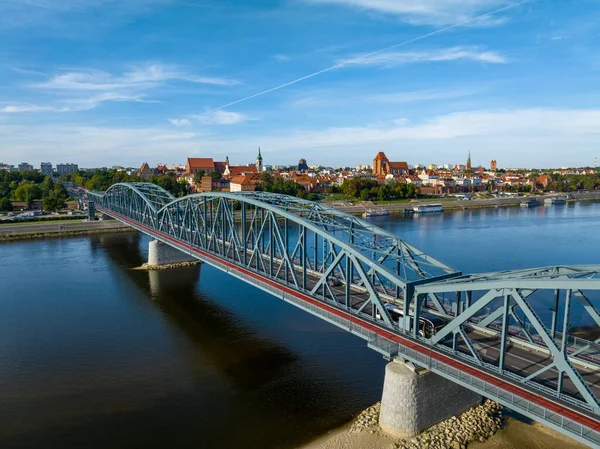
left=379, top=358, right=481, bottom=439
left=147, top=239, right=200, bottom=268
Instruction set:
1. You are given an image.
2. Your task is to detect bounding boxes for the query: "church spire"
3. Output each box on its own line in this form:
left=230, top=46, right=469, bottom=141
left=466, top=151, right=472, bottom=171
left=256, top=146, right=263, bottom=172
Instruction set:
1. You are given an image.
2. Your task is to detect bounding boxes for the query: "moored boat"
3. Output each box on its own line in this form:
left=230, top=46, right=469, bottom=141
left=413, top=203, right=443, bottom=213
left=544, top=197, right=567, bottom=205
left=363, top=208, right=390, bottom=218
left=520, top=199, right=541, bottom=208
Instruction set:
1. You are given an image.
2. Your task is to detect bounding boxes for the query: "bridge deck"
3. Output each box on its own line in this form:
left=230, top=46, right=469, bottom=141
left=88, top=185, right=600, bottom=448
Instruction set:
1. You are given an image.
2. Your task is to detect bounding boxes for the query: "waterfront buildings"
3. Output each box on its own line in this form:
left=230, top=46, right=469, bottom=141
left=372, top=152, right=409, bottom=177
left=138, top=162, right=153, bottom=180
left=40, top=162, right=53, bottom=177
left=18, top=162, right=33, bottom=172
left=230, top=173, right=262, bottom=192
left=298, top=159, right=309, bottom=172
left=56, top=163, right=79, bottom=175
left=256, top=147, right=263, bottom=173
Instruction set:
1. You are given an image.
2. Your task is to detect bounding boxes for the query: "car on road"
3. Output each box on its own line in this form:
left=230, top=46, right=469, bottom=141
left=328, top=277, right=343, bottom=287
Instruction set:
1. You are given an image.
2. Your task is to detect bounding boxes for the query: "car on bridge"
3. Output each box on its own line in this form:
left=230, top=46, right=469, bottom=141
left=328, top=277, right=343, bottom=287
left=377, top=302, right=446, bottom=338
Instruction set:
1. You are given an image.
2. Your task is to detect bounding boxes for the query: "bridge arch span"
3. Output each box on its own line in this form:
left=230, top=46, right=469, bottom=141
left=88, top=183, right=600, bottom=447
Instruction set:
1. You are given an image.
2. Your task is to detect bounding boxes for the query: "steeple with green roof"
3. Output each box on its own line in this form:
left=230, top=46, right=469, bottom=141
left=256, top=146, right=263, bottom=172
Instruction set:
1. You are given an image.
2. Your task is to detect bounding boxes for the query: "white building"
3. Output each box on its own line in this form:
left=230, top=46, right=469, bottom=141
left=57, top=163, right=79, bottom=175
left=18, top=162, right=33, bottom=172
left=40, top=162, right=53, bottom=177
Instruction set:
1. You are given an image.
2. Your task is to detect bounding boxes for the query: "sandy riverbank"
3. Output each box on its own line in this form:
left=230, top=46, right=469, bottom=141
left=298, top=405, right=589, bottom=449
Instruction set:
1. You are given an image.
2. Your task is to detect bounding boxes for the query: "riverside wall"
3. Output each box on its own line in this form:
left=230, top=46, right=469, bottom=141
left=0, top=220, right=133, bottom=241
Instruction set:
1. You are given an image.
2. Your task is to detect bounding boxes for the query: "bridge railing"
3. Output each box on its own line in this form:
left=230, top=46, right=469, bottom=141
left=396, top=344, right=600, bottom=448
left=218, top=252, right=600, bottom=447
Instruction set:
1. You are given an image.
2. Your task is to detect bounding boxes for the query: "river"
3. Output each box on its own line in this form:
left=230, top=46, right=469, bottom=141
left=1, top=202, right=599, bottom=449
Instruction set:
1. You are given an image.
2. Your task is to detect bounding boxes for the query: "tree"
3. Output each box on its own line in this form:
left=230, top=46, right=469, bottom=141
left=360, top=188, right=370, bottom=201
left=53, top=183, right=68, bottom=201
left=0, top=197, right=11, bottom=211
left=14, top=183, right=42, bottom=204
left=193, top=171, right=205, bottom=185
left=42, top=195, right=64, bottom=211
left=41, top=176, right=55, bottom=197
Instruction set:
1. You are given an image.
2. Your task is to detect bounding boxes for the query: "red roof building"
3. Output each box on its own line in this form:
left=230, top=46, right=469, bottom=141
left=372, top=152, right=409, bottom=176
left=186, top=158, right=215, bottom=174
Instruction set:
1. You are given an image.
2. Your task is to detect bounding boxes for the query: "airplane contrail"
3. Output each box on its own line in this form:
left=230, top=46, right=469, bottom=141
left=204, top=0, right=531, bottom=114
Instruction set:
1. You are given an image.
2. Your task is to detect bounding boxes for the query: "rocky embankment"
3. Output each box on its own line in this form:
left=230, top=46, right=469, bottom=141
left=139, top=260, right=202, bottom=270
left=350, top=400, right=503, bottom=449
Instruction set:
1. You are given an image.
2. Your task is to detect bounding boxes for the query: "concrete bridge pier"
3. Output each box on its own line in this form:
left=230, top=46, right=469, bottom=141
left=379, top=358, right=482, bottom=438
left=147, top=239, right=200, bottom=268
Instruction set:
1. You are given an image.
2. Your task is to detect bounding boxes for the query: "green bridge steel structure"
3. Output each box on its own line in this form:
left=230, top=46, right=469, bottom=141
left=88, top=182, right=600, bottom=448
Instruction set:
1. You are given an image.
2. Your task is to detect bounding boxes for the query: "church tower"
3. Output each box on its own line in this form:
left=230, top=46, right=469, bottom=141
left=466, top=151, right=472, bottom=172
left=256, top=147, right=263, bottom=172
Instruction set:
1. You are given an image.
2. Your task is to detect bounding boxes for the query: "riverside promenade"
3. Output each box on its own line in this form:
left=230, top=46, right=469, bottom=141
left=324, top=191, right=600, bottom=215
left=0, top=219, right=132, bottom=240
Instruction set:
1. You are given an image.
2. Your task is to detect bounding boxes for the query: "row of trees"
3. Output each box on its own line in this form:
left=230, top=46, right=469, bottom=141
left=331, top=178, right=420, bottom=201
left=254, top=172, right=319, bottom=200
left=61, top=169, right=190, bottom=197
left=0, top=171, right=69, bottom=211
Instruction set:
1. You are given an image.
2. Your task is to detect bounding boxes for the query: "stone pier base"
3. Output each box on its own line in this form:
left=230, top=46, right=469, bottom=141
left=147, top=239, right=200, bottom=268
left=379, top=358, right=482, bottom=439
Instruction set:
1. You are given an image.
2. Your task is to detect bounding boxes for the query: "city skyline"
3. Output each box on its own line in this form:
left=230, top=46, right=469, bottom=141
left=1, top=1, right=599, bottom=167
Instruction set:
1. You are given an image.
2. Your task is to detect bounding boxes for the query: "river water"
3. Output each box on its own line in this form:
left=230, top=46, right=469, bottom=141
left=1, top=202, right=599, bottom=449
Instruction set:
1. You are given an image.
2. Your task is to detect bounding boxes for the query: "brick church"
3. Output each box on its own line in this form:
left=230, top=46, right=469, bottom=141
left=372, top=152, right=409, bottom=176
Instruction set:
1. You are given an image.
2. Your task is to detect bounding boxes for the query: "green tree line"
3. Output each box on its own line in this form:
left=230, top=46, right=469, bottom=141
left=255, top=172, right=319, bottom=200
left=0, top=170, right=69, bottom=211
left=61, top=169, right=190, bottom=197
left=330, top=178, right=419, bottom=201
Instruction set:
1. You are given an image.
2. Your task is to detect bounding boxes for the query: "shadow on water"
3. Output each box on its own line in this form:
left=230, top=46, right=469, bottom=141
left=84, top=233, right=373, bottom=449
left=96, top=232, right=298, bottom=390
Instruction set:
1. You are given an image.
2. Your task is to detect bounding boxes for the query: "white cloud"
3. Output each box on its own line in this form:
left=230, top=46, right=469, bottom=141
left=35, top=64, right=239, bottom=90
left=1, top=63, right=238, bottom=115
left=0, top=93, right=148, bottom=114
left=370, top=89, right=479, bottom=103
left=168, top=118, right=191, bottom=127
left=273, top=54, right=291, bottom=62
left=341, top=46, right=507, bottom=67
left=150, top=132, right=196, bottom=141
left=3, top=108, right=600, bottom=168
left=1, top=104, right=56, bottom=113
left=289, top=87, right=478, bottom=108
left=193, top=110, right=249, bottom=125
left=304, top=0, right=514, bottom=26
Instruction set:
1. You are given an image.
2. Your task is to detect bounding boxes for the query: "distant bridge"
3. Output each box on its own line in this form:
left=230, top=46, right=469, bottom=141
left=89, top=182, right=600, bottom=447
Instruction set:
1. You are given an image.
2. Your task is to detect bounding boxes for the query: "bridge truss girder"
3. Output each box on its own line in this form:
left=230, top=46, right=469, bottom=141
left=88, top=183, right=600, bottom=423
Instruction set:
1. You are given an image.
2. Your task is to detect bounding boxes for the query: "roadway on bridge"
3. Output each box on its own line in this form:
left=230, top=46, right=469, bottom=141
left=241, top=251, right=600, bottom=412
left=96, top=203, right=600, bottom=439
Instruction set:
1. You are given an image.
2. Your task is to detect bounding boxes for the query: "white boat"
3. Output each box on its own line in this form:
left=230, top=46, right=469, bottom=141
left=520, top=199, right=541, bottom=208
left=544, top=197, right=566, bottom=205
left=413, top=203, right=443, bottom=213
left=362, top=208, right=390, bottom=218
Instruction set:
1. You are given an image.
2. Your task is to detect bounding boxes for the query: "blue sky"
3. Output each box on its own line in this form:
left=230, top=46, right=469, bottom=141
left=1, top=0, right=599, bottom=168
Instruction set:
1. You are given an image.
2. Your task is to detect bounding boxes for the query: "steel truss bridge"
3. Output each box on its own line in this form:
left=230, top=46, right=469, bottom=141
left=89, top=183, right=600, bottom=448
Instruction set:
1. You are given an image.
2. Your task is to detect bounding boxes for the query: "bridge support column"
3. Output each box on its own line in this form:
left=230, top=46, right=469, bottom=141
left=379, top=358, right=481, bottom=439
left=147, top=239, right=200, bottom=268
